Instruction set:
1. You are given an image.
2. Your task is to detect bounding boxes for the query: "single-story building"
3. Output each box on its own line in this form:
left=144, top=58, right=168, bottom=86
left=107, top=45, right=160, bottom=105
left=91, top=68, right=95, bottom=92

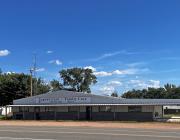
left=164, top=106, right=180, bottom=115
left=9, top=90, right=180, bottom=121
left=0, top=106, right=12, bottom=116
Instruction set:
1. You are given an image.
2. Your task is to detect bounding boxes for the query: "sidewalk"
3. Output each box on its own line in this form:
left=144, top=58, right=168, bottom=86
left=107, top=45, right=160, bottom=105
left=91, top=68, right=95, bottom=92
left=1, top=120, right=180, bottom=130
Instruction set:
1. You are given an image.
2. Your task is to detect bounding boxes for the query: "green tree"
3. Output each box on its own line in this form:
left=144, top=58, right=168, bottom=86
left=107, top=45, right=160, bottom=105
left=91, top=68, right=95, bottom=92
left=122, top=89, right=143, bottom=98
left=0, top=73, right=30, bottom=105
left=121, top=84, right=180, bottom=99
left=0, top=68, right=2, bottom=74
left=0, top=73, right=50, bottom=106
left=36, top=78, right=50, bottom=95
left=50, top=79, right=63, bottom=91
left=59, top=67, right=97, bottom=93
left=111, top=91, right=118, bottom=97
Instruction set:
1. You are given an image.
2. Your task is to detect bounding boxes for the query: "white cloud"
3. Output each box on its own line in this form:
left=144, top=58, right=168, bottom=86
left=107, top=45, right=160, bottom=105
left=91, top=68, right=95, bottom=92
left=127, top=62, right=146, bottom=67
left=84, top=66, right=96, bottom=72
left=93, top=68, right=146, bottom=77
left=84, top=66, right=138, bottom=77
left=47, top=51, right=53, bottom=54
left=35, top=68, right=45, bottom=72
left=113, top=69, right=138, bottom=75
left=84, top=66, right=139, bottom=77
left=135, top=76, right=139, bottom=79
left=55, top=60, right=62, bottom=65
left=88, top=50, right=137, bottom=62
left=98, top=80, right=122, bottom=95
left=149, top=80, right=160, bottom=88
left=99, top=86, right=115, bottom=95
left=49, top=59, right=62, bottom=66
left=129, top=79, right=160, bottom=89
left=94, top=71, right=112, bottom=77
left=107, top=81, right=122, bottom=86
left=130, top=80, right=146, bottom=88
left=6, top=71, right=15, bottom=74
left=91, top=51, right=121, bottom=61
left=0, top=50, right=10, bottom=56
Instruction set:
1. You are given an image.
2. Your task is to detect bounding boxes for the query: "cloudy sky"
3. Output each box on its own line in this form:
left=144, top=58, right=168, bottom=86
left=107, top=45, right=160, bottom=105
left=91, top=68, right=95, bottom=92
left=1, top=0, right=180, bottom=95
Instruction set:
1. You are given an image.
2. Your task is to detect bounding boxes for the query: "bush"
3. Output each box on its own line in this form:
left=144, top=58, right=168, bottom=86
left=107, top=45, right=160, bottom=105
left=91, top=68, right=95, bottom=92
left=0, top=115, right=6, bottom=120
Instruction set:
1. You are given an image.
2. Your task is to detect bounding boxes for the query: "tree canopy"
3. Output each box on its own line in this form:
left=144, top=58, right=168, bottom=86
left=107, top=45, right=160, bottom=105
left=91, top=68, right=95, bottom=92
left=0, top=67, right=97, bottom=106
left=1, top=66, right=180, bottom=106
left=0, top=73, right=50, bottom=106
left=50, top=79, right=63, bottom=91
left=59, top=68, right=97, bottom=93
left=111, top=91, right=118, bottom=97
left=122, top=84, right=180, bottom=99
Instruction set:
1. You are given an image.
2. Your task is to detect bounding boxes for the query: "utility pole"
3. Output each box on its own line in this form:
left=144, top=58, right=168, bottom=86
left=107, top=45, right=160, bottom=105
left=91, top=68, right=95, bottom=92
left=29, top=53, right=37, bottom=97
left=33, top=54, right=37, bottom=96
left=30, top=68, right=33, bottom=97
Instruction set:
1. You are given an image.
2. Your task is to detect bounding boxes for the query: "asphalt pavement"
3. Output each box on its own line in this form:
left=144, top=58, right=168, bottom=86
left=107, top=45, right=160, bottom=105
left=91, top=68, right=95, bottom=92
left=0, top=125, right=180, bottom=140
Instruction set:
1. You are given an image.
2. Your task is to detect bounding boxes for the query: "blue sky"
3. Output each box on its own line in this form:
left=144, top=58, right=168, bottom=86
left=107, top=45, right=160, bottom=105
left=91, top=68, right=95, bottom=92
left=1, top=0, right=180, bottom=95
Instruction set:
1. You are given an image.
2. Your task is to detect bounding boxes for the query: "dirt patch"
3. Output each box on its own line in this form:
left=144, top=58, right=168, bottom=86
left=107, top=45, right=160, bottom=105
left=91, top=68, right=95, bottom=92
left=1, top=120, right=180, bottom=130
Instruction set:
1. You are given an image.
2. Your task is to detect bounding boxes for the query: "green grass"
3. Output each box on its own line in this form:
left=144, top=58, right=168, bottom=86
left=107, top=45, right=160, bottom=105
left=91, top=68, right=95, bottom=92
left=164, top=114, right=180, bottom=118
left=0, top=115, right=6, bottom=120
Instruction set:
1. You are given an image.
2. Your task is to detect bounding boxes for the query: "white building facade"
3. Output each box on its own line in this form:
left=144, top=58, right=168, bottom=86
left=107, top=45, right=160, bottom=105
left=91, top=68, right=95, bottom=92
left=10, top=90, right=180, bottom=121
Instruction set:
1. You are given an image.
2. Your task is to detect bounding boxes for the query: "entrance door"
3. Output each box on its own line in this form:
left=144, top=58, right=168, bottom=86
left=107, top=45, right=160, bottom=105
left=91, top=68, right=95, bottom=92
left=34, top=107, right=40, bottom=120
left=86, top=106, right=91, bottom=120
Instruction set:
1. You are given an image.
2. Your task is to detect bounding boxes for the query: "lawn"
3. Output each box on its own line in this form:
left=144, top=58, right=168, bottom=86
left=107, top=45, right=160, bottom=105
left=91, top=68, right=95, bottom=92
left=164, top=114, right=180, bottom=118
left=0, top=115, right=5, bottom=120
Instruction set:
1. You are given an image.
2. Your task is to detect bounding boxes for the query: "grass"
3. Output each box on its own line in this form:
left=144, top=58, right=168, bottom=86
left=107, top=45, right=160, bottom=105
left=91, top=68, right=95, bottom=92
left=164, top=114, right=180, bottom=118
left=0, top=115, right=6, bottom=120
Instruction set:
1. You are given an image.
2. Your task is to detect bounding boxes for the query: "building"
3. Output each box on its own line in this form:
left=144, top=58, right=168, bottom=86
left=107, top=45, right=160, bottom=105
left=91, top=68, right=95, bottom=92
left=0, top=106, right=12, bottom=116
left=164, top=106, right=180, bottom=115
left=10, top=90, right=180, bottom=121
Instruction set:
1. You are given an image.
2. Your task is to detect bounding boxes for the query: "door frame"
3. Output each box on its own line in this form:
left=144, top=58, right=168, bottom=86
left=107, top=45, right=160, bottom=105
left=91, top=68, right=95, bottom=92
left=86, top=106, right=91, bottom=120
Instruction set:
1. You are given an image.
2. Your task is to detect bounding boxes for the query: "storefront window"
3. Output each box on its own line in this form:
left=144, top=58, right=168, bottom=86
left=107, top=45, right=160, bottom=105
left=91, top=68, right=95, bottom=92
left=68, top=106, right=79, bottom=112
left=128, top=106, right=142, bottom=112
left=24, top=107, right=29, bottom=112
left=100, top=106, right=111, bottom=112
left=19, top=107, right=23, bottom=112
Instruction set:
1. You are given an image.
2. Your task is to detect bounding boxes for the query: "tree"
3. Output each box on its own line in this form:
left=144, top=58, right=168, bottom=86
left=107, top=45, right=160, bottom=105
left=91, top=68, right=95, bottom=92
left=59, top=68, right=97, bottom=93
left=0, top=73, right=30, bottom=105
left=164, top=83, right=176, bottom=91
left=122, top=89, right=143, bottom=99
left=111, top=91, right=118, bottom=97
left=0, top=68, right=2, bottom=74
left=0, top=73, right=50, bottom=106
left=36, top=78, right=50, bottom=95
left=50, top=79, right=63, bottom=91
left=121, top=83, right=180, bottom=99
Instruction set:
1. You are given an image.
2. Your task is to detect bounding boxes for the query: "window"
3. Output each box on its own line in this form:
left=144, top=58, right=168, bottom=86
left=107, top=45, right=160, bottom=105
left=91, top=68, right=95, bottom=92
left=92, top=106, right=99, bottom=112
left=40, top=107, right=46, bottom=112
left=43, top=107, right=55, bottom=112
left=12, top=107, right=19, bottom=112
left=99, top=106, right=111, bottom=112
left=128, top=106, right=142, bottom=112
left=24, top=107, right=29, bottom=112
left=68, top=106, right=79, bottom=112
left=57, top=107, right=68, bottom=112
left=19, top=107, right=23, bottom=112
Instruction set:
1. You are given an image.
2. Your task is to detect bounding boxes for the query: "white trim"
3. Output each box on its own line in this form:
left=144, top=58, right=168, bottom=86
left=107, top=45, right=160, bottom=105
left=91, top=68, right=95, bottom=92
left=8, top=103, right=180, bottom=107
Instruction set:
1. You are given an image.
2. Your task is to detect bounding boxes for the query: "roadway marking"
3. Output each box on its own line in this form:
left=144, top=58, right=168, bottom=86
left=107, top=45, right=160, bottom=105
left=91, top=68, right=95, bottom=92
left=0, top=129, right=179, bottom=139
left=26, top=127, right=180, bottom=134
left=2, top=126, right=179, bottom=135
left=0, top=137, right=54, bottom=140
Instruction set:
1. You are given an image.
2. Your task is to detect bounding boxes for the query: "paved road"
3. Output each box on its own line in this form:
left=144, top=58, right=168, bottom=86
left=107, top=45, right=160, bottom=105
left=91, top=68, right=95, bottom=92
left=0, top=126, right=180, bottom=140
